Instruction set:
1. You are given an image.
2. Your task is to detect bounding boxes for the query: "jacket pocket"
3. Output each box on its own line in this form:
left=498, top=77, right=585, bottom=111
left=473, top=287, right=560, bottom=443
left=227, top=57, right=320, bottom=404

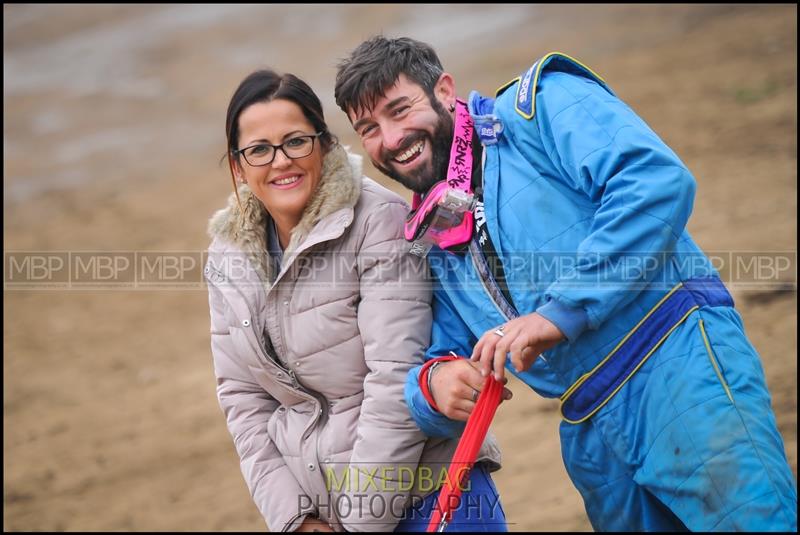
left=697, top=318, right=735, bottom=405
left=327, top=391, right=364, bottom=415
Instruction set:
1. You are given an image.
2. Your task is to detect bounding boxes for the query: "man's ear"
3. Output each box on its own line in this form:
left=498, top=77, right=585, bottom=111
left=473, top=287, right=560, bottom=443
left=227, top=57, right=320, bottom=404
left=434, top=72, right=457, bottom=110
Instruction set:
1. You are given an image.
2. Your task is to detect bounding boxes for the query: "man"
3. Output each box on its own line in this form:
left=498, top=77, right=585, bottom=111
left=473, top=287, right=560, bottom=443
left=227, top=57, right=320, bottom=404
left=334, top=36, right=797, bottom=531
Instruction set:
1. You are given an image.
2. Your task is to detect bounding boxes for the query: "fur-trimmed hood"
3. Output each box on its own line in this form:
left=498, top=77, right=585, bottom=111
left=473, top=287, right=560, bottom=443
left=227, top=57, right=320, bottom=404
left=207, top=143, right=363, bottom=281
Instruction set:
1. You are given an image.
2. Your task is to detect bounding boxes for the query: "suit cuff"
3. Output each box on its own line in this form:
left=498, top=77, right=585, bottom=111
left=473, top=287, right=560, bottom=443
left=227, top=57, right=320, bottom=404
left=536, top=298, right=589, bottom=343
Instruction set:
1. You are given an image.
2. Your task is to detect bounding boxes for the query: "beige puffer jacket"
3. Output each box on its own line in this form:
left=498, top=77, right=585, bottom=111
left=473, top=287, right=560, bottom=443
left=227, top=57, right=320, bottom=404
left=205, top=145, right=501, bottom=532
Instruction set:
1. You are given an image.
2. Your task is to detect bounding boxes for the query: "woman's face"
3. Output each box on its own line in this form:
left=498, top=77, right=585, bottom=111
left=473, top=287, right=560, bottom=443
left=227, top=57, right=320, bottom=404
left=233, top=98, right=325, bottom=224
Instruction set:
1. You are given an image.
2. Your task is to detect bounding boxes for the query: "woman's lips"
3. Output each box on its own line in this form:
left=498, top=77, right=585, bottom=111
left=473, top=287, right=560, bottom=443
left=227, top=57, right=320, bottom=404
left=270, top=174, right=303, bottom=190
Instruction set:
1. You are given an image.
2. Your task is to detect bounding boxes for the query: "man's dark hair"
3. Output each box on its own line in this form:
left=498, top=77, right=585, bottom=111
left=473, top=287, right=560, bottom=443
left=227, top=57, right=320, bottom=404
left=334, top=36, right=444, bottom=117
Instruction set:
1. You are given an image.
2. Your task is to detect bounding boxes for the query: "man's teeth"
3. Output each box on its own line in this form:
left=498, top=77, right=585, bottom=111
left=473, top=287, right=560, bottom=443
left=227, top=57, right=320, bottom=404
left=274, top=175, right=300, bottom=185
left=394, top=141, right=424, bottom=163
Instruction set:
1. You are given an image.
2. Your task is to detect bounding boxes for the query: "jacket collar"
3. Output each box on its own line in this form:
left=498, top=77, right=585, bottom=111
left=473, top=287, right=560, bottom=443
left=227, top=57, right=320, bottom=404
left=207, top=144, right=363, bottom=282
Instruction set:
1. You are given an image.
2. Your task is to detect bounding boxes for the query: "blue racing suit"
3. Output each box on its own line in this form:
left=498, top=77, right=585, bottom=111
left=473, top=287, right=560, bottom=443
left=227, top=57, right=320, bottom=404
left=404, top=53, right=797, bottom=531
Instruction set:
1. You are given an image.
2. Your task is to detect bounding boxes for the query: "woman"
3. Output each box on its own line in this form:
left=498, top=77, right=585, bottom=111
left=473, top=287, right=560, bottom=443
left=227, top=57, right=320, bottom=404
left=205, top=69, right=503, bottom=532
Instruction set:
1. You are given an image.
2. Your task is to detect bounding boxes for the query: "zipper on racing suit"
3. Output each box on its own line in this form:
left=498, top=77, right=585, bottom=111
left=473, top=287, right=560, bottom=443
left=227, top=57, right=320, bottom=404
left=468, top=150, right=519, bottom=323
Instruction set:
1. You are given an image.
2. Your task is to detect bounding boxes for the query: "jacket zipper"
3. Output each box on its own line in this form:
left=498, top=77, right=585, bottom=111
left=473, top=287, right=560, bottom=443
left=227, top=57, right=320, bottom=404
left=287, top=368, right=300, bottom=388
left=468, top=239, right=517, bottom=322
left=470, top=148, right=518, bottom=323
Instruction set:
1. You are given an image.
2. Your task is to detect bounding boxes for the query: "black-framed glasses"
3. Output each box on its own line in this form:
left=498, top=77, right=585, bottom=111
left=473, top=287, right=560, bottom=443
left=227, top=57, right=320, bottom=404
left=234, top=132, right=323, bottom=167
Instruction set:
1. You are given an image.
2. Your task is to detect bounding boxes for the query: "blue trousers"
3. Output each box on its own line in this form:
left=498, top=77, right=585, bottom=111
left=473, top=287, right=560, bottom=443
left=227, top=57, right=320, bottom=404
left=395, top=462, right=507, bottom=532
left=560, top=306, right=797, bottom=531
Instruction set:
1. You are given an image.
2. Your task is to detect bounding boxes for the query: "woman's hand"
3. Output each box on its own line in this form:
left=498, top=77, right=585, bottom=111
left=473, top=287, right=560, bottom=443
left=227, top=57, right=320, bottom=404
left=470, top=313, right=565, bottom=381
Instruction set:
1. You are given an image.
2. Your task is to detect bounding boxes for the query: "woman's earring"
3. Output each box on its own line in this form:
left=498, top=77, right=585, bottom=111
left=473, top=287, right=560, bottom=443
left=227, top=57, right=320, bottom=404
left=449, top=103, right=455, bottom=112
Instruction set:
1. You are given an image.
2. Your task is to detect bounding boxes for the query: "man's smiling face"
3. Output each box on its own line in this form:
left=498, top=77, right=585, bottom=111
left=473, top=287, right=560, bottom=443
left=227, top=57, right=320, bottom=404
left=349, top=74, right=455, bottom=194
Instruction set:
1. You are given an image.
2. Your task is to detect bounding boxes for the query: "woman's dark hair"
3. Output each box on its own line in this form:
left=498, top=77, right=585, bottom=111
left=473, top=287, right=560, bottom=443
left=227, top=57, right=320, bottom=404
left=223, top=70, right=336, bottom=205
left=334, top=36, right=444, bottom=117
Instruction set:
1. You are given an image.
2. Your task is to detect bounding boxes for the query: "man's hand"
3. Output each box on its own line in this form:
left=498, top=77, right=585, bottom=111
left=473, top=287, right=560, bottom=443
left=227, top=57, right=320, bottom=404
left=295, top=516, right=334, bottom=532
left=470, top=313, right=565, bottom=382
left=430, top=358, right=513, bottom=421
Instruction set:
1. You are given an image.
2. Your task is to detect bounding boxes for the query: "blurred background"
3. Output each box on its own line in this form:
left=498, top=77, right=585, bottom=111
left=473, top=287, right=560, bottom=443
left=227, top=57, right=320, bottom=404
left=4, top=4, right=796, bottom=531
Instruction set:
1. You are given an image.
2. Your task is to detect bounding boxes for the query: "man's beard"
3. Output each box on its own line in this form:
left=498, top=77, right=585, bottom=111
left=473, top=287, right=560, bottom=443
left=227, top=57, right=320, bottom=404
left=372, top=99, right=454, bottom=195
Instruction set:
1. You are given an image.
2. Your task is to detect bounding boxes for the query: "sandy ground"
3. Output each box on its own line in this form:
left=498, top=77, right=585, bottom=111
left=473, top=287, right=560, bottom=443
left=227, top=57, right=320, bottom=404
left=3, top=4, right=796, bottom=531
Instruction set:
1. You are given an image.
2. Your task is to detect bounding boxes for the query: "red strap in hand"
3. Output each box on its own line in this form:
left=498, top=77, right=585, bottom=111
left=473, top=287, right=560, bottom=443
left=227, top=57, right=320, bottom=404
left=427, top=375, right=503, bottom=532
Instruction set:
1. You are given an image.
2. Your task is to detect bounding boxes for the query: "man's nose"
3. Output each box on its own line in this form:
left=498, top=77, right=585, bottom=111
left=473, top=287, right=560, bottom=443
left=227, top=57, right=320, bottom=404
left=381, top=122, right=407, bottom=152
